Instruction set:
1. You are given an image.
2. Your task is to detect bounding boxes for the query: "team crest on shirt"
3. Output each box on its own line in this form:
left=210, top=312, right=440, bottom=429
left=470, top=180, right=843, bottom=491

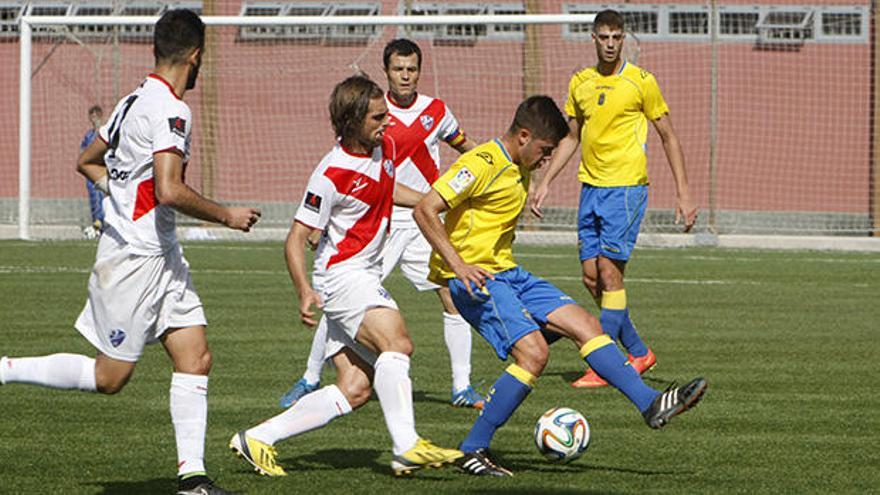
left=383, top=159, right=394, bottom=178
left=476, top=152, right=493, bottom=165
left=447, top=167, right=475, bottom=194
left=377, top=287, right=391, bottom=300
left=168, top=117, right=187, bottom=138
left=304, top=191, right=322, bottom=213
left=108, top=329, right=126, bottom=348
left=419, top=114, right=434, bottom=131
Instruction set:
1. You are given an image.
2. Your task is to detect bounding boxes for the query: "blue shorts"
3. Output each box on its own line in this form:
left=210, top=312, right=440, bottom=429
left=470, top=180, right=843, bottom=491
left=448, top=267, right=575, bottom=361
left=578, top=184, right=648, bottom=262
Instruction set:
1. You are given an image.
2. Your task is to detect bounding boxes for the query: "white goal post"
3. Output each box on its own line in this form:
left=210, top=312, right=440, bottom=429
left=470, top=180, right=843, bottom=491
left=17, top=13, right=595, bottom=241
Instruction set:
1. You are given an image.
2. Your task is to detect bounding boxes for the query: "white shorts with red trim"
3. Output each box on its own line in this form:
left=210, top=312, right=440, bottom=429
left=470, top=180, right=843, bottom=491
left=380, top=227, right=439, bottom=291
left=75, top=233, right=206, bottom=362
left=317, top=268, right=399, bottom=367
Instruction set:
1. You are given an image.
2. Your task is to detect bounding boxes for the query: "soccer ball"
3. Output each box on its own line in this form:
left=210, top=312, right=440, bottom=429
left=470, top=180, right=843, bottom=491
left=534, top=407, right=591, bottom=463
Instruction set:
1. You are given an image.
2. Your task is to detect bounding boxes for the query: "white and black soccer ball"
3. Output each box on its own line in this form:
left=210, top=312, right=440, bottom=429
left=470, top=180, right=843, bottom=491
left=534, top=407, right=591, bottom=463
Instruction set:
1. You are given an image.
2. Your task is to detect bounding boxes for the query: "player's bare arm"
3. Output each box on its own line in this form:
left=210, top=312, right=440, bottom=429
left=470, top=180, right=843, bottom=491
left=393, top=183, right=425, bottom=207
left=530, top=117, right=582, bottom=218
left=413, top=190, right=494, bottom=296
left=76, top=137, right=109, bottom=193
left=153, top=151, right=261, bottom=231
left=651, top=114, right=697, bottom=232
left=285, top=221, right=322, bottom=327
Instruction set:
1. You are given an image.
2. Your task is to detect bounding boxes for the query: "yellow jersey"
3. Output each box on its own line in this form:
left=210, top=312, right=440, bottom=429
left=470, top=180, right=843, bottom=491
left=565, top=61, right=669, bottom=187
left=428, top=139, right=527, bottom=283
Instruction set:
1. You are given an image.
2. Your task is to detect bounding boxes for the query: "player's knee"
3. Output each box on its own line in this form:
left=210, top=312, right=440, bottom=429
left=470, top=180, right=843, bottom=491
left=336, top=373, right=372, bottom=409
left=95, top=374, right=128, bottom=395
left=516, top=338, right=549, bottom=376
left=175, top=349, right=212, bottom=375
left=390, top=335, right=414, bottom=357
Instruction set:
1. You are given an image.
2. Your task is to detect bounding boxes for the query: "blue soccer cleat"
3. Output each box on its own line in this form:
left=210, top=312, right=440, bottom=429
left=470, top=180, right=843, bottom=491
left=451, top=385, right=484, bottom=410
left=279, top=378, right=319, bottom=409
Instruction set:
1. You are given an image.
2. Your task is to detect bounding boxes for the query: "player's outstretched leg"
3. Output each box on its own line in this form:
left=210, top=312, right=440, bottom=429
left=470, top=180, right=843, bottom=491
left=642, top=377, right=707, bottom=429
left=444, top=311, right=483, bottom=409
left=579, top=334, right=707, bottom=428
left=0, top=354, right=97, bottom=391
left=279, top=316, right=328, bottom=408
left=233, top=383, right=354, bottom=476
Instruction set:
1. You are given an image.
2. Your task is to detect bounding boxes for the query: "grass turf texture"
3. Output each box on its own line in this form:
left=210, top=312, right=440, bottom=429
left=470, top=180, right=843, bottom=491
left=0, top=240, right=877, bottom=494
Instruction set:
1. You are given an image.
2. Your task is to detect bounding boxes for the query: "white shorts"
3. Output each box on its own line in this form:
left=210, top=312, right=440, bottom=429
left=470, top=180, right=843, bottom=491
left=380, top=227, right=439, bottom=291
left=316, top=268, right=399, bottom=367
left=75, top=233, right=206, bottom=362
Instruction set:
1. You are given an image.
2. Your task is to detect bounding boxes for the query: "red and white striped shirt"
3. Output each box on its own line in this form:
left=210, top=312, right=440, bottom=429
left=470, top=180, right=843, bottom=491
left=385, top=92, right=464, bottom=228
left=295, top=143, right=396, bottom=278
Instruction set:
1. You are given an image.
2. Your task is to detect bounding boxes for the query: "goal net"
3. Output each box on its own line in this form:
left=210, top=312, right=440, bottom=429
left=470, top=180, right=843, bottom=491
left=6, top=1, right=877, bottom=240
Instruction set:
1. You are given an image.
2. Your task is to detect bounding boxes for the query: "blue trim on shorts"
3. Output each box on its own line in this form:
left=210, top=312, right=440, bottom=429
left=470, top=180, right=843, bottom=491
left=448, top=267, right=576, bottom=361
left=577, top=184, right=648, bottom=262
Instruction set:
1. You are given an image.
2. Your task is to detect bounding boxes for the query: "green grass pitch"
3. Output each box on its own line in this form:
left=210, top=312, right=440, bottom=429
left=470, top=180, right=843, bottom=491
left=0, top=240, right=877, bottom=494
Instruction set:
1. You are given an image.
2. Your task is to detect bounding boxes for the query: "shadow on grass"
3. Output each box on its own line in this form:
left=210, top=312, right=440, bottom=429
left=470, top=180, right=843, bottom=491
left=413, top=389, right=458, bottom=407
left=271, top=447, right=388, bottom=475
left=467, top=489, right=619, bottom=495
left=84, top=477, right=177, bottom=494
left=499, top=451, right=686, bottom=477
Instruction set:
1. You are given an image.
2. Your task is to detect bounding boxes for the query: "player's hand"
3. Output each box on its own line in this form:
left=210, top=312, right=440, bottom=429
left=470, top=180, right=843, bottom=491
left=225, top=207, right=262, bottom=232
left=452, top=263, right=495, bottom=298
left=529, top=182, right=550, bottom=218
left=298, top=288, right=323, bottom=328
left=675, top=194, right=698, bottom=233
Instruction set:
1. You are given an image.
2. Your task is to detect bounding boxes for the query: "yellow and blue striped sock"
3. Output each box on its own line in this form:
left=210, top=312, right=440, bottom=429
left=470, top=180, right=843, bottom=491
left=580, top=335, right=658, bottom=412
left=599, top=289, right=627, bottom=341
left=460, top=364, right=535, bottom=452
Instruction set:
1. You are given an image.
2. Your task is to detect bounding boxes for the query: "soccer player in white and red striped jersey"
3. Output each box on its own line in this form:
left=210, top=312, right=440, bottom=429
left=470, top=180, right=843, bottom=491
left=230, top=75, right=462, bottom=478
left=0, top=10, right=259, bottom=495
left=280, top=39, right=483, bottom=410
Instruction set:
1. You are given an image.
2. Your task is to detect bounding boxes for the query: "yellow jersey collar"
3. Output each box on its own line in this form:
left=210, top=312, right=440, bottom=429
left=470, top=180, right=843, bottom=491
left=493, top=138, right=513, bottom=163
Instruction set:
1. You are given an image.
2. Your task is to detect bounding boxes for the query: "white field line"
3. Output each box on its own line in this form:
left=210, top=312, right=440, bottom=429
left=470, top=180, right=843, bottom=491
left=514, top=252, right=880, bottom=264
left=0, top=265, right=871, bottom=288
left=4, top=241, right=877, bottom=263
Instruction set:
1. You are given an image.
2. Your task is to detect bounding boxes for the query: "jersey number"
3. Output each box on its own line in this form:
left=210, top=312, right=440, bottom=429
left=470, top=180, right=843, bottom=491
left=106, top=95, right=139, bottom=153
left=598, top=93, right=606, bottom=106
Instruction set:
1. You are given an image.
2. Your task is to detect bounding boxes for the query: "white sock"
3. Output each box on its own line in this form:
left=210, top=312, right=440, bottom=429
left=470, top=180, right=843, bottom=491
left=0, top=354, right=96, bottom=391
left=302, top=317, right=328, bottom=385
left=373, top=352, right=419, bottom=455
left=170, top=373, right=208, bottom=477
left=248, top=384, right=352, bottom=445
left=443, top=312, right=473, bottom=392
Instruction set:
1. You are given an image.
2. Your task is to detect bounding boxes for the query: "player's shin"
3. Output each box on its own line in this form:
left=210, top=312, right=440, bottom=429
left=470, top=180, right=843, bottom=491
left=170, top=373, right=208, bottom=477
left=619, top=308, right=649, bottom=357
left=599, top=289, right=627, bottom=341
left=374, top=352, right=419, bottom=455
left=579, top=336, right=658, bottom=412
left=460, top=364, right=534, bottom=452
left=249, top=385, right=353, bottom=445
left=0, top=354, right=96, bottom=391
left=443, top=312, right=473, bottom=392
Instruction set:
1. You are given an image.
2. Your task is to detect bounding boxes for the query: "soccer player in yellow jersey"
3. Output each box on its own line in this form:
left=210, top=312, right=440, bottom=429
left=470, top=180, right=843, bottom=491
left=415, top=96, right=706, bottom=477
left=530, top=10, right=698, bottom=388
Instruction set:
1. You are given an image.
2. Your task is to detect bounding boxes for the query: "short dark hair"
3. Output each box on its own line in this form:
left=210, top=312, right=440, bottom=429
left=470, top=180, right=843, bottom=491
left=154, top=9, right=205, bottom=65
left=88, top=105, right=103, bottom=116
left=507, top=95, right=568, bottom=143
left=593, top=9, right=625, bottom=32
left=383, top=38, right=422, bottom=69
left=329, top=76, right=384, bottom=140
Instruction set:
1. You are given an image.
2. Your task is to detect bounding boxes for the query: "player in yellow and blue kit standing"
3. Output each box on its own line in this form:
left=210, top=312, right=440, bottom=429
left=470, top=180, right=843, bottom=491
left=414, top=96, right=706, bottom=477
left=531, top=9, right=699, bottom=388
